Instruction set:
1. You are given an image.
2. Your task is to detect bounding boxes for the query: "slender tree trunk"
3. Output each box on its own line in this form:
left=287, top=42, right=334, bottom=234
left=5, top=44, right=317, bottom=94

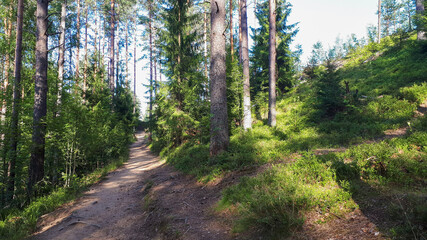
left=29, top=0, right=49, bottom=194
left=417, top=0, right=426, bottom=40
left=378, top=0, right=381, bottom=42
left=75, top=0, right=81, bottom=81
left=125, top=22, right=129, bottom=87
left=149, top=2, right=153, bottom=120
left=83, top=5, right=88, bottom=99
left=7, top=0, right=24, bottom=201
left=1, top=11, right=12, bottom=124
left=133, top=20, right=137, bottom=114
left=238, top=0, right=242, bottom=63
left=268, top=0, right=276, bottom=127
left=229, top=0, right=234, bottom=60
left=204, top=11, right=208, bottom=79
left=57, top=0, right=66, bottom=117
left=94, top=8, right=98, bottom=81
left=210, top=0, right=229, bottom=156
left=116, top=28, right=120, bottom=88
left=109, top=0, right=115, bottom=95
left=241, top=0, right=251, bottom=130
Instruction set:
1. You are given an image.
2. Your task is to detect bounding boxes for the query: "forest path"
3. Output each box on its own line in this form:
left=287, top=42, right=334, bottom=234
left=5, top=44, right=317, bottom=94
left=30, top=132, right=232, bottom=240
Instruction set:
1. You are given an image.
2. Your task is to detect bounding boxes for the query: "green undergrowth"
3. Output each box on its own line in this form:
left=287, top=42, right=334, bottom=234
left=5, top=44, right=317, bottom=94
left=218, top=115, right=426, bottom=238
left=0, top=153, right=128, bottom=240
left=154, top=37, right=427, bottom=238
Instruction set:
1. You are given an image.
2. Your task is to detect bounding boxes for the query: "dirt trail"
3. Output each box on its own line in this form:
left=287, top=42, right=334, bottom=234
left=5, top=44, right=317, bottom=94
left=30, top=133, right=232, bottom=240
left=30, top=133, right=164, bottom=240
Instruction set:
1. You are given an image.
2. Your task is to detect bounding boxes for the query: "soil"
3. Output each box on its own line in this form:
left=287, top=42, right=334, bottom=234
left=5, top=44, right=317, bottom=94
left=29, top=131, right=391, bottom=240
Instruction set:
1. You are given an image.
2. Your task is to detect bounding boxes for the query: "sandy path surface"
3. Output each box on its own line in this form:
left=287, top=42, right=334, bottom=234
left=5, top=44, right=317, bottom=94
left=30, top=133, right=164, bottom=240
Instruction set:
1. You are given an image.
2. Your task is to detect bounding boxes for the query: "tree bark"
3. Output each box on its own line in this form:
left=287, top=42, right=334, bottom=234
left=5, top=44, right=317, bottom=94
left=268, top=0, right=276, bottom=127
left=229, top=0, right=234, bottom=60
left=417, top=0, right=426, bottom=40
left=133, top=18, right=137, bottom=114
left=75, top=0, right=81, bottom=81
left=57, top=0, right=66, bottom=116
left=204, top=11, right=208, bottom=79
left=125, top=22, right=129, bottom=87
left=149, top=1, right=153, bottom=120
left=378, top=0, right=381, bottom=42
left=29, top=0, right=49, bottom=193
left=238, top=0, right=242, bottom=64
left=8, top=0, right=24, bottom=201
left=210, top=0, right=229, bottom=156
left=83, top=4, right=88, bottom=99
left=241, top=0, right=251, bottom=130
left=109, top=0, right=115, bottom=95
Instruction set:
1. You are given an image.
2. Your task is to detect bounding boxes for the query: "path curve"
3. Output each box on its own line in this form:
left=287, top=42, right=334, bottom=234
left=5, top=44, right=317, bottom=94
left=31, top=133, right=163, bottom=240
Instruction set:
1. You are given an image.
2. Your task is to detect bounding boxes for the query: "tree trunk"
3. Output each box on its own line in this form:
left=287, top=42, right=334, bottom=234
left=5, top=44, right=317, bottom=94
left=133, top=17, right=137, bottom=114
left=29, top=0, right=49, bottom=194
left=229, top=0, right=234, bottom=60
left=210, top=0, right=229, bottom=156
left=125, top=22, right=129, bottom=87
left=116, top=28, right=120, bottom=88
left=241, top=0, right=251, bottom=130
left=7, top=0, right=24, bottom=201
left=417, top=0, right=426, bottom=40
left=149, top=2, right=153, bottom=120
left=75, top=0, right=81, bottom=81
left=204, top=11, right=208, bottom=79
left=268, top=0, right=276, bottom=127
left=57, top=0, right=66, bottom=116
left=378, top=0, right=381, bottom=42
left=238, top=0, right=242, bottom=64
left=109, top=0, right=115, bottom=95
left=83, top=5, right=88, bottom=99
left=94, top=8, right=98, bottom=81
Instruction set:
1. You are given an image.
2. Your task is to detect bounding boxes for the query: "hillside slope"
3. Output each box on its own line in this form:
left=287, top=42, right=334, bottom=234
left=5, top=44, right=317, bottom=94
left=162, top=36, right=427, bottom=239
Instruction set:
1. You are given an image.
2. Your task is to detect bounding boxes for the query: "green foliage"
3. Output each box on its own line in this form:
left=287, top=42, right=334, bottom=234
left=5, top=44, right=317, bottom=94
left=218, top=155, right=356, bottom=238
left=250, top=0, right=298, bottom=96
left=400, top=82, right=427, bottom=104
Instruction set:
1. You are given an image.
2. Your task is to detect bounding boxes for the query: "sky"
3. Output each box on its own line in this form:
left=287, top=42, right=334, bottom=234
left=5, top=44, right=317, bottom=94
left=135, top=0, right=379, bottom=117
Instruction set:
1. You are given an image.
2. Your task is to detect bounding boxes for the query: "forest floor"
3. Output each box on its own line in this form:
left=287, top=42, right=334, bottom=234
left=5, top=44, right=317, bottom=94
left=27, top=128, right=416, bottom=239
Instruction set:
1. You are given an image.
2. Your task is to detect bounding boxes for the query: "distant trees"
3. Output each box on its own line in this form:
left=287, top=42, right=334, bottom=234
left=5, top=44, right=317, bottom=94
left=0, top=0, right=138, bottom=206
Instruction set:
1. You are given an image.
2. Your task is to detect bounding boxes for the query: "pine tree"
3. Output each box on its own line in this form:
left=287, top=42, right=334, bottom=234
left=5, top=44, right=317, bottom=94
left=210, top=0, right=229, bottom=155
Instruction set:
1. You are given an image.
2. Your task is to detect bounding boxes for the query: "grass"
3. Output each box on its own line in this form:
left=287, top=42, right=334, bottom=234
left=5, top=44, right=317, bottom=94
left=154, top=35, right=427, bottom=239
left=0, top=153, right=128, bottom=240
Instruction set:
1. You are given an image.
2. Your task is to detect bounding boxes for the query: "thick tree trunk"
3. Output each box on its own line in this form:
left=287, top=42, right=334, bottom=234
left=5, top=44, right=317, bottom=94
left=210, top=0, right=229, bottom=156
left=268, top=0, right=276, bottom=127
left=229, top=0, right=234, bottom=60
left=29, top=0, right=49, bottom=194
left=417, top=0, right=426, bottom=40
left=109, top=0, right=115, bottom=95
left=75, top=0, right=81, bottom=81
left=8, top=0, right=24, bottom=201
left=378, top=0, right=381, bottom=42
left=241, top=0, right=251, bottom=130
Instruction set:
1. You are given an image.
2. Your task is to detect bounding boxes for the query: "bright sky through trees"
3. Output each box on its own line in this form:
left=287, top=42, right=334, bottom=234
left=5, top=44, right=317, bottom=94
left=288, top=0, right=378, bottom=62
left=137, top=0, right=379, bottom=116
